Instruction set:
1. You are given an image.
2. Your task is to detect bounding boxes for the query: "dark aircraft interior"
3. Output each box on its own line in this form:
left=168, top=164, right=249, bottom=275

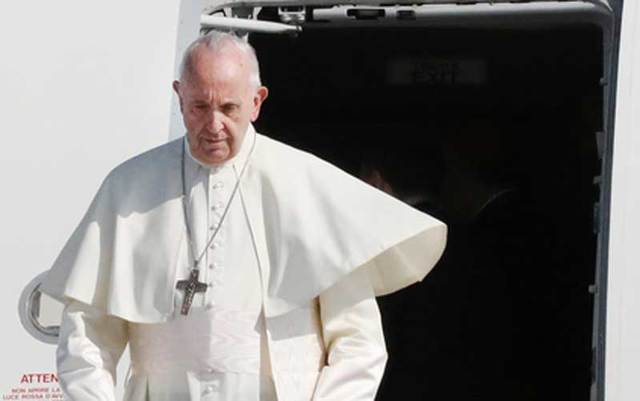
left=251, top=19, right=604, bottom=401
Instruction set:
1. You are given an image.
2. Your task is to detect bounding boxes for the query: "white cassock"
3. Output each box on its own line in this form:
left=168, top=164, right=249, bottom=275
left=41, top=126, right=447, bottom=401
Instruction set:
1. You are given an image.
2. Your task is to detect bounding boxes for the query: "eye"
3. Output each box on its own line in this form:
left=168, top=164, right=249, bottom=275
left=191, top=103, right=209, bottom=114
left=220, top=103, right=240, bottom=115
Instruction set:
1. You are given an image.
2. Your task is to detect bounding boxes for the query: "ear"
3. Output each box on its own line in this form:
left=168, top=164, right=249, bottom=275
left=250, top=86, right=269, bottom=122
left=172, top=80, right=184, bottom=112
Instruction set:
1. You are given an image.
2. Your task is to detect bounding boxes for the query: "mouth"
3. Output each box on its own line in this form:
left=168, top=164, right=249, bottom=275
left=198, top=136, right=229, bottom=157
left=201, top=137, right=226, bottom=146
left=203, top=136, right=224, bottom=142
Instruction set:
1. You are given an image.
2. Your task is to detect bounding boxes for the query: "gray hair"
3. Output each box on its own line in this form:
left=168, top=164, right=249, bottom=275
left=178, top=31, right=262, bottom=88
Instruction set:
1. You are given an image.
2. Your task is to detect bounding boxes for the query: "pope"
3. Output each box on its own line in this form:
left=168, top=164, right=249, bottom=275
left=41, top=31, right=447, bottom=401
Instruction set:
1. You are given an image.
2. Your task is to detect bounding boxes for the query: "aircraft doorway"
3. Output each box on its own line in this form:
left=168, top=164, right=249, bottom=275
left=250, top=13, right=607, bottom=401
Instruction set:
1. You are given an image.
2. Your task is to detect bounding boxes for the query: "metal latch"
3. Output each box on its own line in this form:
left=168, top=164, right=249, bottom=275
left=279, top=7, right=306, bottom=24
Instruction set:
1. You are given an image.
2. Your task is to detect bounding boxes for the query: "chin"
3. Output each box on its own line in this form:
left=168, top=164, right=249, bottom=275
left=204, top=151, right=232, bottom=165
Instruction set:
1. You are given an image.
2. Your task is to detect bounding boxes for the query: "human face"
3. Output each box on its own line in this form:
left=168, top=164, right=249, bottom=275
left=173, top=45, right=268, bottom=165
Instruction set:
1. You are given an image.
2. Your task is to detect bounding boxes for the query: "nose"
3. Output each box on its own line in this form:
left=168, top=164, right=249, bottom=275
left=205, top=110, right=224, bottom=134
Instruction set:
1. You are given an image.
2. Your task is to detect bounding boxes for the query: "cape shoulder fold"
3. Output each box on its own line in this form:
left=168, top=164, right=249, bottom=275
left=41, top=133, right=447, bottom=322
left=247, top=135, right=447, bottom=317
left=41, top=141, right=185, bottom=323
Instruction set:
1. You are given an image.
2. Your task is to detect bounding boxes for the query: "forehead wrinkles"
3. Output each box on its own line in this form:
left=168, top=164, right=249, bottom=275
left=183, top=82, right=245, bottom=105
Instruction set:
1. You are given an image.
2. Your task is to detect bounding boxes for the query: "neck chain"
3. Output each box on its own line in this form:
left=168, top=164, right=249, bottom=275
left=180, top=135, right=255, bottom=269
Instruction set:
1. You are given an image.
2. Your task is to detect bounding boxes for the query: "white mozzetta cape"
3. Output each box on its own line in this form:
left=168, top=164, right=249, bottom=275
left=42, top=130, right=447, bottom=323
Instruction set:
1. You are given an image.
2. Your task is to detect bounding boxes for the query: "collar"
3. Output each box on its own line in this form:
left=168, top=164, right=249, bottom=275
left=184, top=125, right=256, bottom=173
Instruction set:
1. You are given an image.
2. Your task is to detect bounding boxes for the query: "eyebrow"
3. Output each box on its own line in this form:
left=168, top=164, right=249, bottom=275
left=189, top=96, right=242, bottom=107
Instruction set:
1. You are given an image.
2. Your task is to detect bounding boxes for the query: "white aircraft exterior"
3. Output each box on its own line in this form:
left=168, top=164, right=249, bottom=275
left=2, top=1, right=638, bottom=400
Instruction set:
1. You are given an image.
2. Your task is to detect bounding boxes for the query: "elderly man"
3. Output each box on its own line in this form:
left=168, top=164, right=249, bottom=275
left=42, top=31, right=446, bottom=401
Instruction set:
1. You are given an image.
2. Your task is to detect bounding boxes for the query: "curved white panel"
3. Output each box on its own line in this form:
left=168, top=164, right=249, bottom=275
left=0, top=1, right=199, bottom=399
left=607, top=1, right=640, bottom=400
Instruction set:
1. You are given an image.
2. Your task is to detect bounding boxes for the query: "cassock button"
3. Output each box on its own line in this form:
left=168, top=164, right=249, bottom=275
left=203, top=385, right=215, bottom=395
left=212, top=182, right=224, bottom=189
left=212, top=202, right=224, bottom=210
left=208, top=263, right=215, bottom=270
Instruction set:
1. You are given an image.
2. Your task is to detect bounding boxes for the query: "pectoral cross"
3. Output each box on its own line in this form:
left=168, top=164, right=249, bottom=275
left=176, top=269, right=208, bottom=315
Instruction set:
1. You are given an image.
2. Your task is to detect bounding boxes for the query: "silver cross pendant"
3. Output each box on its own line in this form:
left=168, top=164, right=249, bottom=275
left=176, top=269, right=208, bottom=315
